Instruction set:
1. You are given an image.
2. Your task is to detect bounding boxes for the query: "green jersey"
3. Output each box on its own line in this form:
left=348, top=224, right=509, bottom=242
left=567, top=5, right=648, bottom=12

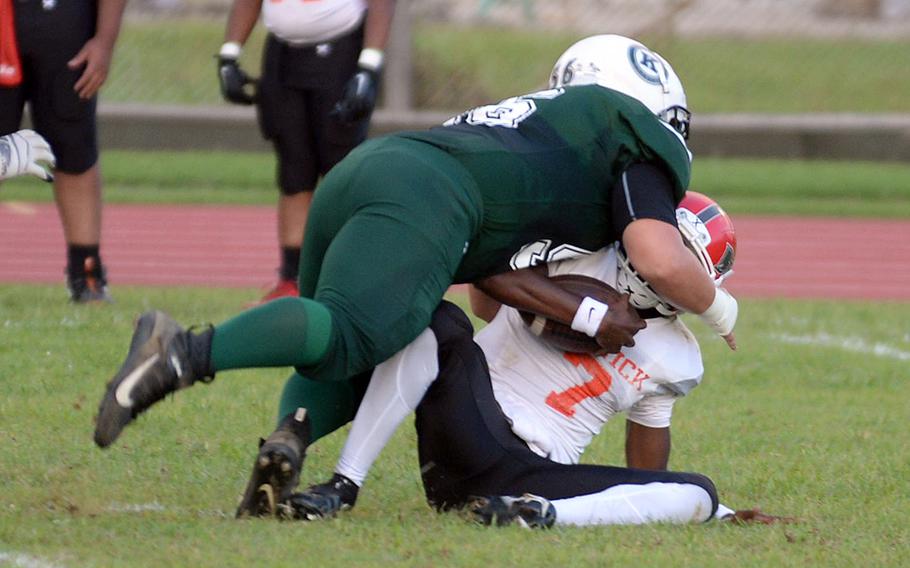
left=398, top=85, right=691, bottom=282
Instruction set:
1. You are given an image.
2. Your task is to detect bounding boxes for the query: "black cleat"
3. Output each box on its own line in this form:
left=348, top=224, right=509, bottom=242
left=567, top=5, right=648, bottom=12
left=468, top=494, right=556, bottom=529
left=68, top=257, right=113, bottom=304
left=278, top=473, right=359, bottom=521
left=236, top=408, right=311, bottom=519
left=94, top=310, right=211, bottom=448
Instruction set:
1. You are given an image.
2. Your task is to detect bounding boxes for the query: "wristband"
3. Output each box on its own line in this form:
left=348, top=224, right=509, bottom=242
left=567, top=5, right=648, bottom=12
left=698, top=287, right=738, bottom=336
left=219, top=41, right=242, bottom=59
left=358, top=48, right=384, bottom=71
left=570, top=297, right=609, bottom=338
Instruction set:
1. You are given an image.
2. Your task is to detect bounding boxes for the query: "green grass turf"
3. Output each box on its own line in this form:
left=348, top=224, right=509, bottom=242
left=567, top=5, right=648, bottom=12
left=1, top=285, right=908, bottom=566
left=4, top=151, right=910, bottom=218
left=108, top=21, right=910, bottom=113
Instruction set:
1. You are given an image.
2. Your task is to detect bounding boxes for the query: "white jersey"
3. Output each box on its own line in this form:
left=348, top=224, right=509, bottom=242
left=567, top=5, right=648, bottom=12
left=262, top=0, right=366, bottom=46
left=475, top=247, right=704, bottom=465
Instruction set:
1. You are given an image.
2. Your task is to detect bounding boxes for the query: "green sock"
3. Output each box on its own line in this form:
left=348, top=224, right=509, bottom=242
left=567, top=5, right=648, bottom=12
left=210, top=297, right=332, bottom=371
left=277, top=372, right=370, bottom=443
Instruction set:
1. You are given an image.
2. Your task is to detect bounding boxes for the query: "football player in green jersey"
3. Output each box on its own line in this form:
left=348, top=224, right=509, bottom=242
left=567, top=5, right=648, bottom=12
left=92, top=35, right=739, bottom=518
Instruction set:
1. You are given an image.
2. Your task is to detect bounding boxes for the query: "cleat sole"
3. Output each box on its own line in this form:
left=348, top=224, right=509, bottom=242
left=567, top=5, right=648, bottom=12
left=236, top=448, right=301, bottom=519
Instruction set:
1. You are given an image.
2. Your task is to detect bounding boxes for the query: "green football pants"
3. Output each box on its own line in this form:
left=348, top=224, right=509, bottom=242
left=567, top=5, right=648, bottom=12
left=280, top=136, right=481, bottom=439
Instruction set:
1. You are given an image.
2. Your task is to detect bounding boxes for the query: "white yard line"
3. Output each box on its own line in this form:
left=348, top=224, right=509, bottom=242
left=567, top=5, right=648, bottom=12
left=105, top=502, right=166, bottom=513
left=771, top=333, right=910, bottom=361
left=0, top=552, right=64, bottom=568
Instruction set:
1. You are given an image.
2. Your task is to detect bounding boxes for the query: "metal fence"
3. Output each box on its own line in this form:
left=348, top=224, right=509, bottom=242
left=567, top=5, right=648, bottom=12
left=110, top=0, right=910, bottom=113
left=417, top=0, right=910, bottom=37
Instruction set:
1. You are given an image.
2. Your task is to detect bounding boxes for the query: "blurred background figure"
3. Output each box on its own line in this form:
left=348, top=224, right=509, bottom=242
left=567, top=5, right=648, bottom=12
left=0, top=0, right=127, bottom=303
left=217, top=0, right=397, bottom=304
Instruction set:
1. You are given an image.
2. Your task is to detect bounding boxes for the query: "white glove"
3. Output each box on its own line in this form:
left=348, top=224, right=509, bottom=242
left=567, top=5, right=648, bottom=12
left=698, top=287, right=738, bottom=337
left=0, top=129, right=56, bottom=182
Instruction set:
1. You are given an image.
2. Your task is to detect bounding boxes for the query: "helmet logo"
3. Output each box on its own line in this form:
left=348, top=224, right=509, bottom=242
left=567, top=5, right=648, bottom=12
left=628, top=46, right=664, bottom=86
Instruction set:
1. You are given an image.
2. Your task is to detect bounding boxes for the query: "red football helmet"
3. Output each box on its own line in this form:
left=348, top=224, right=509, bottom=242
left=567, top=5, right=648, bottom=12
left=616, top=190, right=737, bottom=315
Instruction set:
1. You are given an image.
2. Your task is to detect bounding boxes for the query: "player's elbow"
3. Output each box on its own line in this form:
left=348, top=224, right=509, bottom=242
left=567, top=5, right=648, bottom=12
left=630, top=251, right=690, bottom=291
left=468, top=285, right=501, bottom=323
left=622, top=218, right=690, bottom=288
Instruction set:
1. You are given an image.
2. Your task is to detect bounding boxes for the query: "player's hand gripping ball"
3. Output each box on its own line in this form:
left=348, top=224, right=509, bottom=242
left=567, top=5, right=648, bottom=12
left=520, top=274, right=634, bottom=354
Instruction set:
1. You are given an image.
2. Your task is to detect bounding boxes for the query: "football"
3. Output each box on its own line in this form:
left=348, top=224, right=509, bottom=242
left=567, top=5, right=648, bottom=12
left=519, top=274, right=622, bottom=354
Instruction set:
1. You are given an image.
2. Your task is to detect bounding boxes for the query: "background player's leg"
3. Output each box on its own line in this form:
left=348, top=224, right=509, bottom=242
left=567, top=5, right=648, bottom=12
left=25, top=0, right=109, bottom=302
left=52, top=166, right=101, bottom=247
left=277, top=193, right=312, bottom=264
left=252, top=36, right=316, bottom=302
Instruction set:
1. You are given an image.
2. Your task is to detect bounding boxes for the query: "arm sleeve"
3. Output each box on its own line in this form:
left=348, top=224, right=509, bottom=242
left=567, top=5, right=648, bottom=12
left=626, top=393, right=679, bottom=429
left=610, top=162, right=679, bottom=239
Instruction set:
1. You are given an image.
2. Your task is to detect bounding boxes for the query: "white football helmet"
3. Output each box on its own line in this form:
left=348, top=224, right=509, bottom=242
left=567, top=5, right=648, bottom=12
left=616, top=191, right=737, bottom=316
left=549, top=34, right=691, bottom=139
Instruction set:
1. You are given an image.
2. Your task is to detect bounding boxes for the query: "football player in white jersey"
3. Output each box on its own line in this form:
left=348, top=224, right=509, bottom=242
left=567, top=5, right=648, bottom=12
left=278, top=192, right=786, bottom=526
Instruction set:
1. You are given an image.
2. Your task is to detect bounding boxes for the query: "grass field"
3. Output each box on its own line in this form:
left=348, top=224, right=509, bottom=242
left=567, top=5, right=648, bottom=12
left=3, top=31, right=910, bottom=562
left=1, top=286, right=908, bottom=566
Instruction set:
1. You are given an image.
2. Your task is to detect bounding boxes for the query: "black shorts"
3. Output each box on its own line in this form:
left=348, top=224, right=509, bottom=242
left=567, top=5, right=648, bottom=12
left=0, top=0, right=99, bottom=173
left=257, top=27, right=371, bottom=195
left=416, top=302, right=719, bottom=514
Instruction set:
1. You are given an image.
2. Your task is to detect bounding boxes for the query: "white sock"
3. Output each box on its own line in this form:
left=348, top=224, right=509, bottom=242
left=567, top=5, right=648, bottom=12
left=335, top=328, right=440, bottom=486
left=552, top=482, right=715, bottom=526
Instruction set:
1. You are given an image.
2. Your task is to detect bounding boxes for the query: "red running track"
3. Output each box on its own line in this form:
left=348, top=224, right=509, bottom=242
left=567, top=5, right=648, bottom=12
left=1, top=201, right=909, bottom=300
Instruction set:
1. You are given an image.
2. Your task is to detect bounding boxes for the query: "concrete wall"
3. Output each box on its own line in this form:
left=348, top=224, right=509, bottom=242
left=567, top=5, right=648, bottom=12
left=97, top=103, right=910, bottom=162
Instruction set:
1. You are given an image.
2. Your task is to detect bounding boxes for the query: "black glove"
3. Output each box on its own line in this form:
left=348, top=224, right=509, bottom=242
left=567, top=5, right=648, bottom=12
left=331, top=67, right=380, bottom=124
left=217, top=56, right=257, bottom=105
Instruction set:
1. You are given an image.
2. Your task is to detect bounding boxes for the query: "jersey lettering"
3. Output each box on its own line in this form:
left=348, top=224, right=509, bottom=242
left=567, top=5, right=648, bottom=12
left=443, top=89, right=565, bottom=129
left=545, top=351, right=652, bottom=417
left=546, top=353, right=613, bottom=417
left=464, top=98, right=537, bottom=128
left=509, top=239, right=593, bottom=270
left=611, top=352, right=651, bottom=391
